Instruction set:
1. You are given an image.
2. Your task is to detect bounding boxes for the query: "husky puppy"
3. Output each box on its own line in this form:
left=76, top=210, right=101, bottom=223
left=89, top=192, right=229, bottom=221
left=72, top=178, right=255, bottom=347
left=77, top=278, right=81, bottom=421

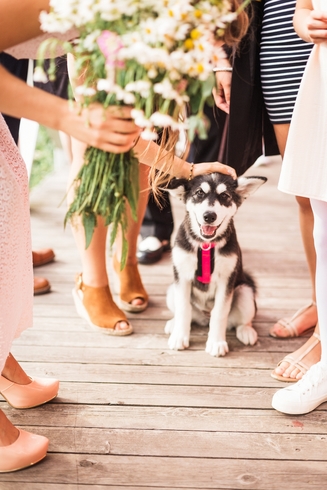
left=165, top=172, right=267, bottom=357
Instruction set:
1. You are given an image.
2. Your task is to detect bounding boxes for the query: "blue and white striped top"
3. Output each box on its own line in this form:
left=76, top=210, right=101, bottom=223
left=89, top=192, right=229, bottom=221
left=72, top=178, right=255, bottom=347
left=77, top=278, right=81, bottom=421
left=260, top=0, right=313, bottom=124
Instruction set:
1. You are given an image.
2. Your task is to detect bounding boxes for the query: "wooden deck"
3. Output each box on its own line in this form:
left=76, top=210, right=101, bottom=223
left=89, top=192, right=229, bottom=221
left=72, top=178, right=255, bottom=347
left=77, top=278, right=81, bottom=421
left=1, top=157, right=326, bottom=489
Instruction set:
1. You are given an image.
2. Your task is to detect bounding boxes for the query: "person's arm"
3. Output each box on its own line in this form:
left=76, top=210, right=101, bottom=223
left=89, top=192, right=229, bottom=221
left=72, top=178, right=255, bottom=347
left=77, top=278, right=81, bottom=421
left=211, top=44, right=232, bottom=114
left=134, top=137, right=237, bottom=180
left=212, top=61, right=233, bottom=114
left=294, top=0, right=327, bottom=43
left=0, top=65, right=140, bottom=153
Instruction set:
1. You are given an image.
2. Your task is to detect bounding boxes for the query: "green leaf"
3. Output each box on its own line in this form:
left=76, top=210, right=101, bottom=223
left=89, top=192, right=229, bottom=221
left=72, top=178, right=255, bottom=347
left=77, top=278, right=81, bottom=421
left=187, top=114, right=209, bottom=141
left=189, top=92, right=202, bottom=115
left=83, top=212, right=97, bottom=249
left=187, top=115, right=199, bottom=142
left=201, top=74, right=215, bottom=99
left=120, top=236, right=129, bottom=270
left=65, top=146, right=139, bottom=259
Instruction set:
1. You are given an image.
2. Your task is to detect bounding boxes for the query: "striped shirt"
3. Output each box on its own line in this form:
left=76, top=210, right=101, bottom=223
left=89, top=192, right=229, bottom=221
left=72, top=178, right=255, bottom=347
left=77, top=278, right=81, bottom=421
left=260, top=0, right=313, bottom=124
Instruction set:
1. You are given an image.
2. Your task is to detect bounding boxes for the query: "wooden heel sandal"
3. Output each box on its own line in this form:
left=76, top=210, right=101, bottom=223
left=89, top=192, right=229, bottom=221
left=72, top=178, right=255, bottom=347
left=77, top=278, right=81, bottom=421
left=72, top=273, right=133, bottom=335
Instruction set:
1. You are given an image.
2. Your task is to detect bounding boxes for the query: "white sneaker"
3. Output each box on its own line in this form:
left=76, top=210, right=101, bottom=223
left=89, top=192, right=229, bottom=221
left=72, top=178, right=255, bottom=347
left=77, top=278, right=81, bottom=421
left=138, top=236, right=163, bottom=252
left=272, top=362, right=327, bottom=415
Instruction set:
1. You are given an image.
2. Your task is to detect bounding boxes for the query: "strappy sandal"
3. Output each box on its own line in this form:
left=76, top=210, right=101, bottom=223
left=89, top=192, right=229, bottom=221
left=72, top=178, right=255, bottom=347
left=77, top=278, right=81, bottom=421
left=269, top=301, right=317, bottom=338
left=271, top=332, right=321, bottom=382
left=113, top=255, right=149, bottom=313
left=72, top=273, right=133, bottom=335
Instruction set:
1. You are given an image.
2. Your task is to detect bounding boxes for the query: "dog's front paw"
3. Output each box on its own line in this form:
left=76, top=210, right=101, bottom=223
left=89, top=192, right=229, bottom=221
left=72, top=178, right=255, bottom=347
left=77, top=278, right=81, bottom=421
left=236, top=325, right=258, bottom=345
left=164, top=319, right=174, bottom=335
left=205, top=339, right=229, bottom=357
left=168, top=331, right=190, bottom=351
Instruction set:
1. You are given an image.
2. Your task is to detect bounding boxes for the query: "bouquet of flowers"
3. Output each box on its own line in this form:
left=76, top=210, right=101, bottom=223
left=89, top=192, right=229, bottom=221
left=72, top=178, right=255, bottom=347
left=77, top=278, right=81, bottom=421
left=39, top=0, right=239, bottom=265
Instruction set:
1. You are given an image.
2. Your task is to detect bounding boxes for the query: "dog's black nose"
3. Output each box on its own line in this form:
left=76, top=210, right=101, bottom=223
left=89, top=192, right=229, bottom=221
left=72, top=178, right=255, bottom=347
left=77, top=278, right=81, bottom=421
left=203, top=212, right=217, bottom=224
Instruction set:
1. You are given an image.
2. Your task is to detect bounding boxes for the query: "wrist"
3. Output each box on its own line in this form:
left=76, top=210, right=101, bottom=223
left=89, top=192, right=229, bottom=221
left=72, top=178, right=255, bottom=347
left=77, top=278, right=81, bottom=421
left=188, top=162, right=194, bottom=180
left=57, top=99, right=76, bottom=133
left=173, top=159, right=191, bottom=179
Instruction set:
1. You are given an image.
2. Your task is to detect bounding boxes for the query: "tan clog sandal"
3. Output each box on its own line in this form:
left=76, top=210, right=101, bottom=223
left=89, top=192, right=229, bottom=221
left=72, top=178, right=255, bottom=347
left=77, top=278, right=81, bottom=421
left=73, top=273, right=133, bottom=335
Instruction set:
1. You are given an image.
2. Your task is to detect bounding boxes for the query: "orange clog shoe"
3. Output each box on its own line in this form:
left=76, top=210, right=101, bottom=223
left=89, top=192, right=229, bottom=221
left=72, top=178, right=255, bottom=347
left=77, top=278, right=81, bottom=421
left=33, top=276, right=51, bottom=295
left=32, top=248, right=55, bottom=267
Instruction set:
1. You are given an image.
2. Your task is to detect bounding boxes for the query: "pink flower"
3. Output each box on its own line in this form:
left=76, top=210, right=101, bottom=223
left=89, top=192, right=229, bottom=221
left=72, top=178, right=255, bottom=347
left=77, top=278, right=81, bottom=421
left=97, top=31, right=124, bottom=68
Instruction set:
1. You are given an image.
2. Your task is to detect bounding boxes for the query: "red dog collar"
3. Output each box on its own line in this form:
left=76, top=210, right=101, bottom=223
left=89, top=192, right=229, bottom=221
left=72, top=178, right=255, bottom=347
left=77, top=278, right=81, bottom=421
left=196, top=243, right=215, bottom=284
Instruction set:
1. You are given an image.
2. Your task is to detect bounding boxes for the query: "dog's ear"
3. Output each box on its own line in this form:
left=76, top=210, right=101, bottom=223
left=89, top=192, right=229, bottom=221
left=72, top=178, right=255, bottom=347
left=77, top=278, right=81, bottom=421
left=236, top=176, right=267, bottom=200
left=166, top=178, right=188, bottom=201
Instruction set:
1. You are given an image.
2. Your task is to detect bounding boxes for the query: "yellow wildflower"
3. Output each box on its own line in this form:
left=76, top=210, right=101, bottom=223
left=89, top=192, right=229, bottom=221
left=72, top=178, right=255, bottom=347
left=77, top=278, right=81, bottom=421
left=190, top=29, right=200, bottom=40
left=184, top=38, right=194, bottom=50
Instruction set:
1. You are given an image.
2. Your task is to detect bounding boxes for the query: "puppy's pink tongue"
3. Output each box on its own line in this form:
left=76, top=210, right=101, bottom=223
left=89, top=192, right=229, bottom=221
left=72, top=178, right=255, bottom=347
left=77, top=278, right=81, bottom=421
left=201, top=225, right=217, bottom=236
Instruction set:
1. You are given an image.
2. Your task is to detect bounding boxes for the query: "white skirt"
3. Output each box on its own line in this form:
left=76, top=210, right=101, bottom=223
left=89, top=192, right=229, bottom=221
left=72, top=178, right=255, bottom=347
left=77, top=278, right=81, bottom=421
left=278, top=8, right=327, bottom=202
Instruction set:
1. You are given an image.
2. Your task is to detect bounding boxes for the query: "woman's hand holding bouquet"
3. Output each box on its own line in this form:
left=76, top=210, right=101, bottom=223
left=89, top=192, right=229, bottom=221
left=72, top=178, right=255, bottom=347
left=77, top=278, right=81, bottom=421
left=38, top=0, right=243, bottom=264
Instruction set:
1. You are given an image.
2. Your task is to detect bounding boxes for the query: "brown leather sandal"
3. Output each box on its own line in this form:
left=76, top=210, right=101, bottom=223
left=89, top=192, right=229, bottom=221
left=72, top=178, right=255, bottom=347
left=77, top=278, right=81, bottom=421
left=113, top=255, right=149, bottom=313
left=271, top=332, right=321, bottom=382
left=72, top=274, right=133, bottom=335
left=269, top=301, right=317, bottom=338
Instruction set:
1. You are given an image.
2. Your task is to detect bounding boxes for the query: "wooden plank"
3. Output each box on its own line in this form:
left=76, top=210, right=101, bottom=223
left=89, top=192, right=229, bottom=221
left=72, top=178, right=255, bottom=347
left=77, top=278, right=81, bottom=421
left=24, top=317, right=316, bottom=340
left=10, top=345, right=288, bottom=368
left=3, top=405, right=325, bottom=434
left=13, top=330, right=311, bottom=353
left=28, top=315, right=313, bottom=347
left=31, top=290, right=314, bottom=308
left=33, top=268, right=313, bottom=289
left=1, top=454, right=326, bottom=489
left=2, top=362, right=282, bottom=387
left=4, top=382, right=325, bottom=410
left=0, top=486, right=184, bottom=490
left=4, top=426, right=327, bottom=461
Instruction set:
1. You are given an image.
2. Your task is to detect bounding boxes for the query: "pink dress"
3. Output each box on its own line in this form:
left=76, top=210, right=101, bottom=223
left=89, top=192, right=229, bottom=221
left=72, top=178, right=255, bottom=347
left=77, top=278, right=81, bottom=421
left=0, top=114, right=33, bottom=373
left=278, top=0, right=327, bottom=202
left=0, top=33, right=76, bottom=373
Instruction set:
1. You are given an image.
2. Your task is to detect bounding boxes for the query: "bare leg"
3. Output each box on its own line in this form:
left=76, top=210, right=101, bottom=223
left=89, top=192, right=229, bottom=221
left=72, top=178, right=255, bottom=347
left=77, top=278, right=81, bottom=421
left=296, top=195, right=316, bottom=300
left=1, top=353, right=30, bottom=385
left=0, top=410, right=19, bottom=447
left=272, top=123, right=317, bottom=329
left=274, top=124, right=317, bottom=311
left=116, top=163, right=150, bottom=265
left=310, top=199, right=327, bottom=366
left=1, top=355, right=29, bottom=446
left=67, top=139, right=110, bottom=289
left=114, top=163, right=150, bottom=307
left=271, top=124, right=320, bottom=379
left=67, top=139, right=149, bottom=328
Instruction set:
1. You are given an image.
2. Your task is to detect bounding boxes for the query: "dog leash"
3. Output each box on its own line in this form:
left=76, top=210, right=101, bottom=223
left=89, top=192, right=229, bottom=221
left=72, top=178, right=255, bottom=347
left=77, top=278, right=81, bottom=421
left=196, top=243, right=215, bottom=284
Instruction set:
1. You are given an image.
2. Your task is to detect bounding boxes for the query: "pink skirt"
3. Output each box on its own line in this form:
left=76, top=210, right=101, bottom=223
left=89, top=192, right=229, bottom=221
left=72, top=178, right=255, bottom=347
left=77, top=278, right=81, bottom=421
left=0, top=114, right=33, bottom=372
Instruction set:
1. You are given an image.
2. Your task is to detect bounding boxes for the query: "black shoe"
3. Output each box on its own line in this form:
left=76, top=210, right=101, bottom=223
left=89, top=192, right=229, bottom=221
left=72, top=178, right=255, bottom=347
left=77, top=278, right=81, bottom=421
left=137, top=237, right=170, bottom=265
